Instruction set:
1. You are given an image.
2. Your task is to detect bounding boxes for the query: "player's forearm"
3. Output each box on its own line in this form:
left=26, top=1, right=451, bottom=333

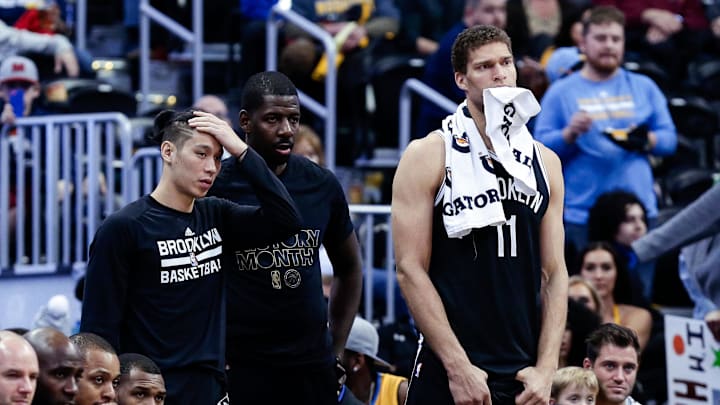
left=329, top=263, right=363, bottom=356
left=397, top=262, right=470, bottom=370
left=535, top=265, right=568, bottom=371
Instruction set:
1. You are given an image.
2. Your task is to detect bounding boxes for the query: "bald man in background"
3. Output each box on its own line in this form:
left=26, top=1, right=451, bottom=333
left=24, top=328, right=83, bottom=405
left=0, top=330, right=39, bottom=405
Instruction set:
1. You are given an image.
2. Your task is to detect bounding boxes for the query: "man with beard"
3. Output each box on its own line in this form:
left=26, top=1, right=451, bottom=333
left=534, top=6, right=677, bottom=255
left=209, top=71, right=362, bottom=404
left=24, top=328, right=83, bottom=405
left=583, top=324, right=641, bottom=405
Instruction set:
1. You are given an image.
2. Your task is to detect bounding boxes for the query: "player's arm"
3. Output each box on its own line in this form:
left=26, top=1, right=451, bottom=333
left=326, top=231, right=363, bottom=356
left=392, top=134, right=490, bottom=404
left=80, top=216, right=133, bottom=350
left=516, top=143, right=568, bottom=405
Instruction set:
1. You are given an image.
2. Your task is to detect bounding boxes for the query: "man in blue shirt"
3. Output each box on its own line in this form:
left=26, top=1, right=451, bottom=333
left=534, top=5, right=677, bottom=253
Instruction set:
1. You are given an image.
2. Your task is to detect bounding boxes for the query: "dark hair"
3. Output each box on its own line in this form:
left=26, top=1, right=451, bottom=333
left=583, top=6, right=625, bottom=36
left=554, top=3, right=592, bottom=47
left=585, top=323, right=640, bottom=362
left=451, top=25, right=513, bottom=74
left=119, top=353, right=162, bottom=376
left=577, top=241, right=633, bottom=304
left=69, top=332, right=116, bottom=357
left=565, top=298, right=602, bottom=367
left=147, top=109, right=197, bottom=148
left=241, top=71, right=298, bottom=114
left=3, top=327, right=29, bottom=335
left=587, top=190, right=646, bottom=243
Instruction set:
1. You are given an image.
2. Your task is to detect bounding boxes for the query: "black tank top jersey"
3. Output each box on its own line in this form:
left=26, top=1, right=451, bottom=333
left=210, top=154, right=354, bottom=367
left=429, top=144, right=550, bottom=378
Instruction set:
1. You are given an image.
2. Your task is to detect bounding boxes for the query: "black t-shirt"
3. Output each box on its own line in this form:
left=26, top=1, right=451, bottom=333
left=429, top=146, right=550, bottom=378
left=80, top=149, right=300, bottom=376
left=210, top=154, right=354, bottom=367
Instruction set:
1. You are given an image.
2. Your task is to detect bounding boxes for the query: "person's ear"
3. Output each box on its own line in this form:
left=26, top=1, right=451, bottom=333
left=455, top=71, right=468, bottom=91
left=550, top=398, right=557, bottom=405
left=239, top=110, right=251, bottom=134
left=583, top=358, right=592, bottom=369
left=160, top=140, right=175, bottom=163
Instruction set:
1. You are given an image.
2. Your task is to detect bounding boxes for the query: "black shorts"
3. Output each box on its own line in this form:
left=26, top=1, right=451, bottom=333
left=226, top=361, right=337, bottom=405
left=406, top=345, right=525, bottom=405
left=163, top=367, right=227, bottom=405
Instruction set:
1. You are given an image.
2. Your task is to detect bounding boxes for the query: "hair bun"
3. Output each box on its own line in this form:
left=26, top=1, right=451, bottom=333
left=148, top=110, right=177, bottom=145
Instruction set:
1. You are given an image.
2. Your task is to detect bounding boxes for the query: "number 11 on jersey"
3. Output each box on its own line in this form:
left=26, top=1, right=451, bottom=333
left=496, top=215, right=517, bottom=257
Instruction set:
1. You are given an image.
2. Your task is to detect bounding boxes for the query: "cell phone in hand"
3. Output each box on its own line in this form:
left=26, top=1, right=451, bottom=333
left=9, top=88, right=25, bottom=117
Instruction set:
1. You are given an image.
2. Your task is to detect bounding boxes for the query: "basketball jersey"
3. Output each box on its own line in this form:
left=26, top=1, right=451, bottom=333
left=428, top=143, right=550, bottom=377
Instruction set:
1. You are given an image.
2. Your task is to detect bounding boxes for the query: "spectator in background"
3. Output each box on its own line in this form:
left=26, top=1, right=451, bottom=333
left=561, top=299, right=601, bottom=368
left=209, top=71, right=362, bottom=405
left=0, top=18, right=78, bottom=77
left=116, top=353, right=166, bottom=405
left=550, top=366, right=598, bottom=405
left=0, top=330, right=39, bottom=405
left=192, top=95, right=231, bottom=127
left=235, top=0, right=276, bottom=90
left=24, top=327, right=83, bottom=405
left=393, top=0, right=464, bottom=57
left=69, top=333, right=120, bottom=405
left=587, top=190, right=651, bottom=302
left=341, top=316, right=408, bottom=405
left=583, top=324, right=641, bottom=405
left=576, top=242, right=652, bottom=351
left=415, top=0, right=541, bottom=138
left=593, top=0, right=710, bottom=82
left=1, top=55, right=42, bottom=248
left=541, top=4, right=592, bottom=83
left=293, top=123, right=326, bottom=166
left=534, top=6, right=676, bottom=255
left=568, top=275, right=602, bottom=316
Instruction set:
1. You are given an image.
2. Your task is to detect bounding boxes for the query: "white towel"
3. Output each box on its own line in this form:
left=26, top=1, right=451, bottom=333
left=483, top=87, right=541, bottom=195
left=440, top=88, right=541, bottom=239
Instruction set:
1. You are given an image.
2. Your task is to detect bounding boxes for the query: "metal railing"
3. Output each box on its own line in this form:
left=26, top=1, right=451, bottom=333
left=267, top=4, right=339, bottom=172
left=0, top=113, right=133, bottom=275
left=139, top=0, right=203, bottom=110
left=398, top=78, right=456, bottom=155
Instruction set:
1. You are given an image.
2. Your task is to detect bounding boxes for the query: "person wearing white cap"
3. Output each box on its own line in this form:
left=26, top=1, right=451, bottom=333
left=0, top=55, right=41, bottom=125
left=341, top=317, right=408, bottom=405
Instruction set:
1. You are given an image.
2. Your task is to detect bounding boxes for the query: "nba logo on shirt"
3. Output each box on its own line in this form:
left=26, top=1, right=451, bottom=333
left=189, top=252, right=199, bottom=267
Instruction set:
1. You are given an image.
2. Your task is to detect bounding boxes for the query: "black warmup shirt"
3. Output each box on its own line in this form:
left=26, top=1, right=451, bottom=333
left=210, top=154, right=354, bottom=367
left=429, top=146, right=550, bottom=378
left=80, top=149, right=300, bottom=375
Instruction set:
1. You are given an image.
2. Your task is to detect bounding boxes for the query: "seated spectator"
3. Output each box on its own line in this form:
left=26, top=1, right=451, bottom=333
left=341, top=316, right=408, bottom=405
left=568, top=275, right=602, bottom=315
left=587, top=190, right=651, bottom=303
left=0, top=18, right=78, bottom=77
left=534, top=6, right=677, bottom=258
left=562, top=299, right=601, bottom=368
left=582, top=323, right=641, bottom=405
left=116, top=353, right=166, bottom=405
left=593, top=0, right=710, bottom=83
left=69, top=333, right=120, bottom=405
left=0, top=55, right=41, bottom=125
left=393, top=0, right=464, bottom=57
left=293, top=123, right=325, bottom=166
left=541, top=4, right=592, bottom=83
left=577, top=242, right=652, bottom=351
left=0, top=330, right=39, bottom=405
left=24, top=327, right=83, bottom=405
left=192, top=94, right=231, bottom=127
left=550, top=366, right=598, bottom=405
